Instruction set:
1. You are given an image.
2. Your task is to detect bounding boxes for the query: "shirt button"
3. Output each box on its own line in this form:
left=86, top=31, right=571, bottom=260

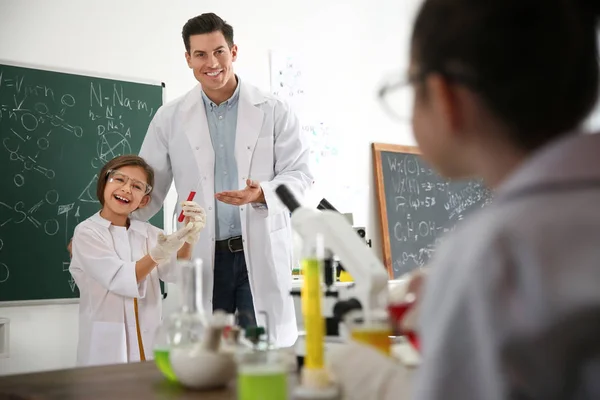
left=208, top=207, right=212, bottom=210
left=224, top=171, right=228, bottom=175
left=247, top=146, right=251, bottom=150
left=219, top=115, right=223, bottom=120
left=230, top=224, right=234, bottom=228
left=220, top=144, right=224, bottom=148
left=196, top=146, right=199, bottom=150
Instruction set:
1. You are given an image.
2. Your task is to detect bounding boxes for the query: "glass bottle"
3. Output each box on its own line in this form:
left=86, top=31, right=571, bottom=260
left=153, top=258, right=207, bottom=382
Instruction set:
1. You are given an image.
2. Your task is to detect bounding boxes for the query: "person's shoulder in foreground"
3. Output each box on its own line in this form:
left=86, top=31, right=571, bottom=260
left=419, top=132, right=600, bottom=400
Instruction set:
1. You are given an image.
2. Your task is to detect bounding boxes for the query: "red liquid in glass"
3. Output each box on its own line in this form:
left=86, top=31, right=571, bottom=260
left=388, top=302, right=420, bottom=351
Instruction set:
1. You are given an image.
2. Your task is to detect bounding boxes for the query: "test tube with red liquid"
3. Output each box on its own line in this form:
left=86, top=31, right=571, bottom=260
left=178, top=191, right=197, bottom=222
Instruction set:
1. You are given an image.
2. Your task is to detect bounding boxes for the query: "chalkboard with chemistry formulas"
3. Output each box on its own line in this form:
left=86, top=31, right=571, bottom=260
left=0, top=62, right=164, bottom=303
left=373, top=143, right=493, bottom=279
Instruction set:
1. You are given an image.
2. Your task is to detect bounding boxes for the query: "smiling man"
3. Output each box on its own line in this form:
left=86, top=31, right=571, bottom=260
left=136, top=13, right=313, bottom=347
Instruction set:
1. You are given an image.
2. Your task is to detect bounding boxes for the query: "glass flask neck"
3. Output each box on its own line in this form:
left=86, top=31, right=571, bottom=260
left=179, top=259, right=203, bottom=314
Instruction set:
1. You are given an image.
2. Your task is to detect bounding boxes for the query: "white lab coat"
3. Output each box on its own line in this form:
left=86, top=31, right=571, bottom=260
left=136, top=82, right=313, bottom=347
left=69, top=212, right=179, bottom=367
left=327, top=132, right=600, bottom=400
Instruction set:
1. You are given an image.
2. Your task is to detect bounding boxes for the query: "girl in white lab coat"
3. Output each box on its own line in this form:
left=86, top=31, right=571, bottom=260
left=328, top=1, right=600, bottom=399
left=69, top=155, right=206, bottom=367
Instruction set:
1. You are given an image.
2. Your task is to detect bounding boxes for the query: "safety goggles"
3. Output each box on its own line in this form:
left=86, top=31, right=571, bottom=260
left=106, top=169, right=152, bottom=195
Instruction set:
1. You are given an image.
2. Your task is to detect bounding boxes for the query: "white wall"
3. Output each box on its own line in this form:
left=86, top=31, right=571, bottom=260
left=0, top=304, right=78, bottom=375
left=0, top=0, right=422, bottom=375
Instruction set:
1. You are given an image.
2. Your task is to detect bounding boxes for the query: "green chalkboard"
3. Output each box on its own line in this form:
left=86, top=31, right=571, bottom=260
left=0, top=62, right=164, bottom=302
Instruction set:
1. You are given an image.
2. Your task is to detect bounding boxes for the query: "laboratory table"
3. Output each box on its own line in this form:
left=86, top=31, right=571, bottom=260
left=0, top=360, right=298, bottom=399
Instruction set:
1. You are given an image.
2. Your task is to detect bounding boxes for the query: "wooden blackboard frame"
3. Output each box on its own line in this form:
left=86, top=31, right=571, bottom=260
left=0, top=59, right=165, bottom=91
left=0, top=60, right=167, bottom=306
left=372, top=142, right=421, bottom=279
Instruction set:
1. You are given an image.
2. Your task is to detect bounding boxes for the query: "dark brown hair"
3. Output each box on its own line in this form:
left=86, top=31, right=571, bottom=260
left=411, top=0, right=600, bottom=151
left=96, top=155, right=155, bottom=206
left=182, top=13, right=234, bottom=53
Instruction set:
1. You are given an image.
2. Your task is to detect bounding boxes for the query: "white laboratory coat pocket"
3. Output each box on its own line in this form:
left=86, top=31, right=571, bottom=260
left=88, top=321, right=127, bottom=366
left=269, top=211, right=288, bottom=233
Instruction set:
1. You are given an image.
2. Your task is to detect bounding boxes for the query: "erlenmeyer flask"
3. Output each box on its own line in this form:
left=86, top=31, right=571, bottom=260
left=153, top=258, right=207, bottom=381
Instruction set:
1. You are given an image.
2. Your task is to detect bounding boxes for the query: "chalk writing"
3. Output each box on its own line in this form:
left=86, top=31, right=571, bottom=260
left=89, top=82, right=155, bottom=117
left=379, top=151, right=492, bottom=277
left=0, top=63, right=163, bottom=301
left=0, top=190, right=61, bottom=234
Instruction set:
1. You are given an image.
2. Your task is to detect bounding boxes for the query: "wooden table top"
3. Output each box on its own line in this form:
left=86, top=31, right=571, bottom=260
left=0, top=361, right=299, bottom=399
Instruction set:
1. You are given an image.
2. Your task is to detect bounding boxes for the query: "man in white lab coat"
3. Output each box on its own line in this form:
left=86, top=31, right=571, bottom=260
left=136, top=13, right=313, bottom=348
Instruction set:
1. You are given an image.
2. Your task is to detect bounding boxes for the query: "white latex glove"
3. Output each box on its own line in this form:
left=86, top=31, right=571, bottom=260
left=326, top=341, right=415, bottom=400
left=181, top=201, right=206, bottom=244
left=149, top=223, right=196, bottom=264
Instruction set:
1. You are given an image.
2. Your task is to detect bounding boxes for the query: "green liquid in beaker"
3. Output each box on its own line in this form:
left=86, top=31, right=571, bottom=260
left=238, top=365, right=287, bottom=400
left=154, top=348, right=178, bottom=382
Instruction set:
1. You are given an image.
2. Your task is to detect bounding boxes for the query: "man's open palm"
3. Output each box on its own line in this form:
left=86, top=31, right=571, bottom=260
left=215, top=179, right=265, bottom=206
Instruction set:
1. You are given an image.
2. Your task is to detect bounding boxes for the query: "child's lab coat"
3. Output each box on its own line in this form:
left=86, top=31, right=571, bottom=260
left=69, top=212, right=179, bottom=367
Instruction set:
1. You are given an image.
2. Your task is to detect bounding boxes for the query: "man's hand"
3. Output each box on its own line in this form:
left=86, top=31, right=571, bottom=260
left=215, top=179, right=265, bottom=206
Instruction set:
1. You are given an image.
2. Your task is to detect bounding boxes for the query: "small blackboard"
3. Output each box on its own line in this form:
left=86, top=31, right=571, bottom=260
left=372, top=143, right=492, bottom=279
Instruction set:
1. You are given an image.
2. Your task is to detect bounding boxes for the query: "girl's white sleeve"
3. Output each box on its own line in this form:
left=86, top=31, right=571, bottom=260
left=71, top=225, right=146, bottom=298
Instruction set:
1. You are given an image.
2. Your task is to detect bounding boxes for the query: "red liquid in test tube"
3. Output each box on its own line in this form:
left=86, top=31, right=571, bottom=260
left=178, top=191, right=196, bottom=222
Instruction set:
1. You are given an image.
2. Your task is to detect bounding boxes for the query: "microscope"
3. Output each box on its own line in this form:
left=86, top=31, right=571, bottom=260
left=316, top=198, right=371, bottom=284
left=275, top=185, right=389, bottom=350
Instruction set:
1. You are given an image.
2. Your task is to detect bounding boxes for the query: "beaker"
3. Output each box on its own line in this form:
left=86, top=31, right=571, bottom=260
left=347, top=309, right=392, bottom=356
left=237, top=348, right=288, bottom=400
left=153, top=258, right=207, bottom=382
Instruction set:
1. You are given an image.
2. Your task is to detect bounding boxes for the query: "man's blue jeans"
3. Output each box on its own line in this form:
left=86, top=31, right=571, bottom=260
left=212, top=248, right=257, bottom=329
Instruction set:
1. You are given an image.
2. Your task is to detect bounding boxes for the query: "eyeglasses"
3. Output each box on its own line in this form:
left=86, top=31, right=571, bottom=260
left=378, top=77, right=416, bottom=123
left=378, top=68, right=426, bottom=123
left=106, top=169, right=152, bottom=195
left=378, top=66, right=478, bottom=122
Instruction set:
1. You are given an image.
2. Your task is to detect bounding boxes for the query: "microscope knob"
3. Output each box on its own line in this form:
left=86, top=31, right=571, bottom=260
left=333, top=298, right=362, bottom=321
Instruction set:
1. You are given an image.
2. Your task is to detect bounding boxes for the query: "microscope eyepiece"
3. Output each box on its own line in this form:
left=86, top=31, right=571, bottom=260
left=275, top=184, right=301, bottom=212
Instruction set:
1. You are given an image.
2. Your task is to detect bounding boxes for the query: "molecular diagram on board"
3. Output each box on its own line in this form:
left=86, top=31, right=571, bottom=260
left=0, top=71, right=147, bottom=290
left=271, top=55, right=305, bottom=100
